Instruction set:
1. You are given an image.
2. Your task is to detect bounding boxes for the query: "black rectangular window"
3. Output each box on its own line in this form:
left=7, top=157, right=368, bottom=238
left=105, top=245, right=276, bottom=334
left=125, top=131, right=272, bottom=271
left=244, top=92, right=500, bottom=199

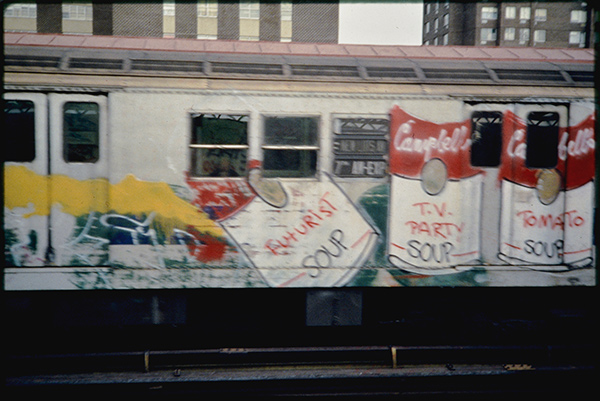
left=526, top=111, right=559, bottom=168
left=470, top=111, right=503, bottom=167
left=4, top=100, right=35, bottom=162
left=190, top=114, right=248, bottom=177
left=63, top=102, right=99, bottom=163
left=263, top=116, right=319, bottom=178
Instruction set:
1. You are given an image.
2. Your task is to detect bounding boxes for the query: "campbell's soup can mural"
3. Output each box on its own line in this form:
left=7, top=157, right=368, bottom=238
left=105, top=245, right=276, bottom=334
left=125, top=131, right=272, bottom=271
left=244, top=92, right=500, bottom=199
left=498, top=106, right=595, bottom=268
left=388, top=105, right=483, bottom=275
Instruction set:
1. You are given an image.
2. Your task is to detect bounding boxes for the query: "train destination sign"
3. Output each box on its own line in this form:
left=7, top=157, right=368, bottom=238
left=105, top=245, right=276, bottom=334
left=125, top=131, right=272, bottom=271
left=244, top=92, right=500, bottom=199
left=333, top=138, right=387, bottom=155
left=333, top=118, right=389, bottom=178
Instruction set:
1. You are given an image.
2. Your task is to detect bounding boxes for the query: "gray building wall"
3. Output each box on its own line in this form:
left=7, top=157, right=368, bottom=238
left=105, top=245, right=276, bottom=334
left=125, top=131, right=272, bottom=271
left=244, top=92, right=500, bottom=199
left=36, top=2, right=61, bottom=34
left=292, top=1, right=338, bottom=43
left=217, top=1, right=240, bottom=40
left=175, top=1, right=197, bottom=39
left=113, top=3, right=163, bottom=37
left=260, top=2, right=281, bottom=42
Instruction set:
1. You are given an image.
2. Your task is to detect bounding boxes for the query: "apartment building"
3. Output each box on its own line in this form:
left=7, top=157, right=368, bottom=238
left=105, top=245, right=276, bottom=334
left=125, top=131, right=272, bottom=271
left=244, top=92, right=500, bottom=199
left=422, top=1, right=593, bottom=47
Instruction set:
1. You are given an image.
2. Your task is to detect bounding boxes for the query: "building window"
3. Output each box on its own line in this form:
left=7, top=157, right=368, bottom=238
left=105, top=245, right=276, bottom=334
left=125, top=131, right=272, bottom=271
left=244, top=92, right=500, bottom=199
left=262, top=116, right=319, bottom=178
left=63, top=102, right=100, bottom=163
left=470, top=112, right=503, bottom=167
left=163, top=0, right=175, bottom=16
left=240, top=1, right=259, bottom=19
left=534, top=9, right=547, bottom=22
left=481, top=6, right=498, bottom=20
left=526, top=112, right=559, bottom=169
left=569, top=31, right=585, bottom=46
left=281, top=1, right=292, bottom=21
left=434, top=18, right=438, bottom=31
left=4, top=100, right=35, bottom=162
left=4, top=3, right=37, bottom=18
left=442, top=33, right=448, bottom=45
left=519, top=28, right=530, bottom=44
left=481, top=28, right=497, bottom=43
left=505, top=6, right=516, bottom=19
left=190, top=114, right=248, bottom=177
left=163, top=0, right=175, bottom=37
left=571, top=10, right=587, bottom=23
left=198, top=0, right=217, bottom=18
left=424, top=21, right=430, bottom=33
left=443, top=13, right=449, bottom=27
left=281, top=1, right=292, bottom=42
left=534, top=30, right=546, bottom=43
left=62, top=3, right=92, bottom=20
left=504, top=27, right=515, bottom=41
left=520, top=7, right=531, bottom=21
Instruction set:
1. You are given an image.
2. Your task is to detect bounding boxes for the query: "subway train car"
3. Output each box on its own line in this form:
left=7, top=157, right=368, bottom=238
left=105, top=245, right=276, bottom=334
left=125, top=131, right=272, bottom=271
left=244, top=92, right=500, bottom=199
left=4, top=34, right=598, bottom=395
left=4, top=33, right=595, bottom=291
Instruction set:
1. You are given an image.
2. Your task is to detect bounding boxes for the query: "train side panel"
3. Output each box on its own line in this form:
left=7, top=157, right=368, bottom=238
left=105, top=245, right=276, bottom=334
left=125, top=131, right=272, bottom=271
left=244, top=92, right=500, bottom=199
left=4, top=91, right=596, bottom=289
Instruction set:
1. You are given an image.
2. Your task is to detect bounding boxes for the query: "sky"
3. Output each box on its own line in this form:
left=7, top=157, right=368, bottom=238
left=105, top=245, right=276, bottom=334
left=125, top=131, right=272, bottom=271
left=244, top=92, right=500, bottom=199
left=338, top=1, right=424, bottom=46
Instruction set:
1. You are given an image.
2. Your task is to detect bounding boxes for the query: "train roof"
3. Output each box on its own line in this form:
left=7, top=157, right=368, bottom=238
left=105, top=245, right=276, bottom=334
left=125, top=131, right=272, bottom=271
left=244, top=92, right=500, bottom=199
left=4, top=33, right=595, bottom=87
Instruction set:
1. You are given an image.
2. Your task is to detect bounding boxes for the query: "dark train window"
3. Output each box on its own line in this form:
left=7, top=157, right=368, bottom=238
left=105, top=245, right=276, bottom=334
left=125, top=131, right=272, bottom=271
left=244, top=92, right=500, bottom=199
left=526, top=111, right=559, bottom=168
left=63, top=102, right=99, bottom=163
left=263, top=116, right=319, bottom=178
left=470, top=111, right=502, bottom=167
left=4, top=100, right=35, bottom=162
left=190, top=114, right=248, bottom=177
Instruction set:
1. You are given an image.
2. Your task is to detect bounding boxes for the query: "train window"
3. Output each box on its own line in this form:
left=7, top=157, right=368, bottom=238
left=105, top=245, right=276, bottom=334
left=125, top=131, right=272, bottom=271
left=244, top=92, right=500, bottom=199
left=526, top=111, right=559, bottom=168
left=3, top=100, right=35, bottom=162
left=63, top=102, right=99, bottom=163
left=262, top=116, right=318, bottom=178
left=470, top=111, right=503, bottom=167
left=190, top=114, right=248, bottom=177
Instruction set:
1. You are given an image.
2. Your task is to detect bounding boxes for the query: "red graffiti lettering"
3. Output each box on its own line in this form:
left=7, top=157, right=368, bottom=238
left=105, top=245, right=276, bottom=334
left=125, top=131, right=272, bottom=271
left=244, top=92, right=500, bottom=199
left=515, top=210, right=585, bottom=230
left=264, top=193, right=338, bottom=256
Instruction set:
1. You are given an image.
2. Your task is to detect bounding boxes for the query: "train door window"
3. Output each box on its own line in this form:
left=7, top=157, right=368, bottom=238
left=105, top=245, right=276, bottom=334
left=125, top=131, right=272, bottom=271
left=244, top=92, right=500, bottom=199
left=525, top=111, right=559, bottom=168
left=4, top=99, right=35, bottom=162
left=190, top=113, right=248, bottom=177
left=63, top=102, right=99, bottom=163
left=470, top=111, right=503, bottom=167
left=262, top=116, right=318, bottom=178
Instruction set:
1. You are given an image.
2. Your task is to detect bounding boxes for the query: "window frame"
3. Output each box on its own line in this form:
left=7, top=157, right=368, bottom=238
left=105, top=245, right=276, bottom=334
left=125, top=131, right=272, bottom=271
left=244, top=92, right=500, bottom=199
left=504, top=27, right=516, bottom=41
left=62, top=101, right=100, bottom=163
left=239, top=1, right=260, bottom=20
left=261, top=114, right=320, bottom=179
left=189, top=113, right=250, bottom=178
left=534, top=29, right=546, bottom=43
left=470, top=111, right=503, bottom=168
left=3, top=99, right=36, bottom=163
left=481, top=6, right=498, bottom=21
left=505, top=6, right=516, bottom=19
left=570, top=10, right=586, bottom=24
left=481, top=27, right=497, bottom=42
left=525, top=111, right=560, bottom=169
left=198, top=0, right=218, bottom=18
left=534, top=8, right=547, bottom=22
left=520, top=7, right=531, bottom=21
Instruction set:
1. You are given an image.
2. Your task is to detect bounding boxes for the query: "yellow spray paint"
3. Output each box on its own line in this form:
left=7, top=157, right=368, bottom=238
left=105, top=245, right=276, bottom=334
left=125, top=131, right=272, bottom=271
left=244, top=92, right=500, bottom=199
left=4, top=165, right=223, bottom=237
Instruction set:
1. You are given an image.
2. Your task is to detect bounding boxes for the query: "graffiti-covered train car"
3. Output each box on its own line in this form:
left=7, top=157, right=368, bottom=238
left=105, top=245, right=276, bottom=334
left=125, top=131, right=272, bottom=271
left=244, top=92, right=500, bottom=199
left=3, top=33, right=596, bottom=290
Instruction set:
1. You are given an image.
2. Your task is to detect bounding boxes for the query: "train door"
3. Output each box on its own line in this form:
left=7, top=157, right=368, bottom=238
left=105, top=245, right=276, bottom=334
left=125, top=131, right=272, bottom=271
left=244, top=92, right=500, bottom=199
left=3, top=93, right=108, bottom=267
left=4, top=93, right=49, bottom=266
left=48, top=94, right=109, bottom=266
left=464, top=103, right=505, bottom=265
left=496, top=103, right=569, bottom=268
